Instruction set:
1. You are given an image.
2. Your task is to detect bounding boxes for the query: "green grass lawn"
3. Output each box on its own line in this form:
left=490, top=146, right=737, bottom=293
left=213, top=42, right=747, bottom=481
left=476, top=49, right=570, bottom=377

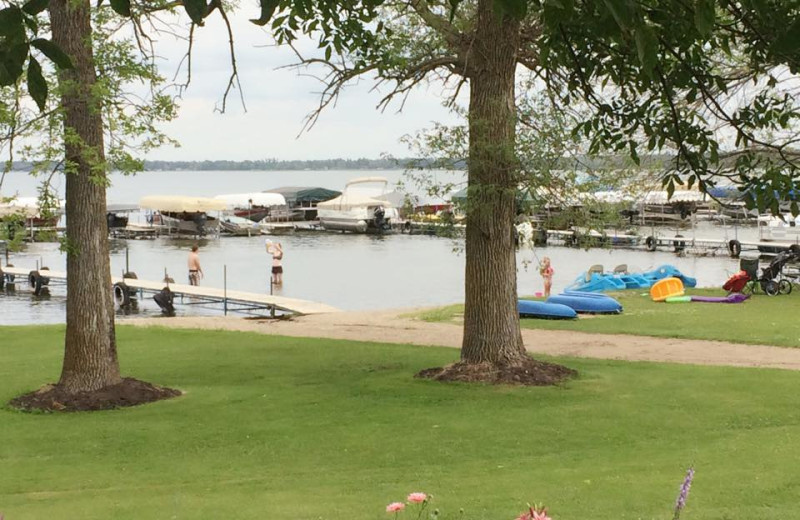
left=2, top=326, right=800, bottom=519
left=414, top=289, right=800, bottom=347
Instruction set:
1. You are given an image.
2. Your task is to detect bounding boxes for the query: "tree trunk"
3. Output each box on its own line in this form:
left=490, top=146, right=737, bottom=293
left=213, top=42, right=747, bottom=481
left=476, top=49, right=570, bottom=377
left=50, top=0, right=122, bottom=392
left=461, top=0, right=525, bottom=365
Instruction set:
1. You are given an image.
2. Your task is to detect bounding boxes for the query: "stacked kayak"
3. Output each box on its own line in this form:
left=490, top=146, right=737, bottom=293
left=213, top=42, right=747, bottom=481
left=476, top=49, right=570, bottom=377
left=518, top=300, right=577, bottom=319
left=547, top=292, right=623, bottom=314
left=567, top=264, right=697, bottom=292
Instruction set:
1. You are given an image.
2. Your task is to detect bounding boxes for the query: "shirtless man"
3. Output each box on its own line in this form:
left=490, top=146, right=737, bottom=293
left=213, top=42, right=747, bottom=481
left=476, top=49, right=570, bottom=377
left=187, top=245, right=203, bottom=285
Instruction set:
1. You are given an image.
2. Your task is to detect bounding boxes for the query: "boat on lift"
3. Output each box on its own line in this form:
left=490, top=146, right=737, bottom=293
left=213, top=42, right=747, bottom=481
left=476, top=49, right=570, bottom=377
left=316, top=177, right=400, bottom=233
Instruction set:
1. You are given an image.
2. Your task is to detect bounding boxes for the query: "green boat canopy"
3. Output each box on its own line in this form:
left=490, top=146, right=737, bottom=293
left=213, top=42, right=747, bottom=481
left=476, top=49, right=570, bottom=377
left=265, top=187, right=341, bottom=206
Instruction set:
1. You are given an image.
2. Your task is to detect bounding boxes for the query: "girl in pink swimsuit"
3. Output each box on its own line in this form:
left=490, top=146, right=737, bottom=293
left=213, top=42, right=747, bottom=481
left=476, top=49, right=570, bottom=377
left=539, top=256, right=553, bottom=298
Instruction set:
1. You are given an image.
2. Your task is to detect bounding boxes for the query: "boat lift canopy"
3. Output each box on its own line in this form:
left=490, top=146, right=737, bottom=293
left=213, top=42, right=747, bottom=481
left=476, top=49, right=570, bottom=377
left=139, top=195, right=227, bottom=213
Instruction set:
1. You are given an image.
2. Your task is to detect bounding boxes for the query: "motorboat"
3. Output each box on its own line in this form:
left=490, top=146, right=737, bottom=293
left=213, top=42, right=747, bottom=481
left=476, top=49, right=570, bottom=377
left=219, top=214, right=262, bottom=236
left=264, top=186, right=340, bottom=221
left=214, top=192, right=290, bottom=222
left=0, top=196, right=62, bottom=228
left=139, top=195, right=226, bottom=237
left=316, top=177, right=400, bottom=233
left=758, top=214, right=800, bottom=242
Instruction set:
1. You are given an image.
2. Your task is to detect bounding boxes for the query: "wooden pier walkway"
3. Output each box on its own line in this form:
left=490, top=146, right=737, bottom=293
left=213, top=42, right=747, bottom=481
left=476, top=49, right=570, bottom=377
left=0, top=266, right=339, bottom=316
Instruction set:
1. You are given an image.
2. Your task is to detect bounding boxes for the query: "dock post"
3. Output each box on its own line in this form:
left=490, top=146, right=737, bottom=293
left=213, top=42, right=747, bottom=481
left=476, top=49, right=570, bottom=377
left=223, top=264, right=228, bottom=316
left=125, top=247, right=129, bottom=273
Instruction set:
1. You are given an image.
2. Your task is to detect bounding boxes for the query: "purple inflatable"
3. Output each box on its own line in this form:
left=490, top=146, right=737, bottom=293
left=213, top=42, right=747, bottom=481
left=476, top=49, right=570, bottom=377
left=690, top=293, right=749, bottom=304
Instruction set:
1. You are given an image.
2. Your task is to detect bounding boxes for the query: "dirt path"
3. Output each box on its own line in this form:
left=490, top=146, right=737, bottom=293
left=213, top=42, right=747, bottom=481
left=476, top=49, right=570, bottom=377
left=126, top=310, right=800, bottom=371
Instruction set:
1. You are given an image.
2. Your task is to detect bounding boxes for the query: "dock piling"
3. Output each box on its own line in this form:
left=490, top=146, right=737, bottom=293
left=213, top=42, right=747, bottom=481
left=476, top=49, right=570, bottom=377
left=223, top=264, right=228, bottom=316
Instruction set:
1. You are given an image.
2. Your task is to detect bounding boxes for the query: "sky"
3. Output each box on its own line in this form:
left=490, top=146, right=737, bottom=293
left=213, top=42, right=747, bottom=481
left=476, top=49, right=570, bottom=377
left=144, top=11, right=463, bottom=161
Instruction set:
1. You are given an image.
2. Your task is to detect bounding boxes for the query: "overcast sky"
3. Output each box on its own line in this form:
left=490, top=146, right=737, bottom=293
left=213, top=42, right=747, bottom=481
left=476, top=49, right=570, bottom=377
left=145, top=11, right=462, bottom=161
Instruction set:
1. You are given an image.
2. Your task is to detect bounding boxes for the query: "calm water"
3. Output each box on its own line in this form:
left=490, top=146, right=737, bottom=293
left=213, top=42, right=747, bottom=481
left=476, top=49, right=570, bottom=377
left=0, top=232, right=743, bottom=325
left=0, top=169, right=754, bottom=325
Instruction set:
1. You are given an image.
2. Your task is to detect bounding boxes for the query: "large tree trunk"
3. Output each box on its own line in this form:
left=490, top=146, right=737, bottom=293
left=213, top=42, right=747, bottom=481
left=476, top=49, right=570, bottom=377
left=50, top=0, right=122, bottom=392
left=461, top=0, right=524, bottom=365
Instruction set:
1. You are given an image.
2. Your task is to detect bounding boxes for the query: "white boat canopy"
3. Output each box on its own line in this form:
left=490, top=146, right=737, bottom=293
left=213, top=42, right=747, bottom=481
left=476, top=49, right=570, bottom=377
left=317, top=193, right=394, bottom=211
left=345, top=176, right=389, bottom=187
left=0, top=196, right=62, bottom=218
left=213, top=192, right=286, bottom=208
left=139, top=195, right=227, bottom=212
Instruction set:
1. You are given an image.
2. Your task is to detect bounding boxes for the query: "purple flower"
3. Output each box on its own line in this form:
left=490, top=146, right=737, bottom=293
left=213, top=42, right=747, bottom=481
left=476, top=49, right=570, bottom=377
left=673, top=466, right=695, bottom=520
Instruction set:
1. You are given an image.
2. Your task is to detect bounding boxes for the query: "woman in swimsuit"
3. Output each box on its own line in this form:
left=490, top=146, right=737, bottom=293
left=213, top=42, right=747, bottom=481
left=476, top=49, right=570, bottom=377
left=266, top=240, right=284, bottom=285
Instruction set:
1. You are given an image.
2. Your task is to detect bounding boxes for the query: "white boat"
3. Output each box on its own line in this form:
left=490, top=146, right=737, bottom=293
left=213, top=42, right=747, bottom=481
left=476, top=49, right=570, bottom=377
left=758, top=214, right=800, bottom=242
left=316, top=177, right=400, bottom=233
left=139, top=195, right=226, bottom=237
left=219, top=214, right=262, bottom=236
left=213, top=192, right=290, bottom=222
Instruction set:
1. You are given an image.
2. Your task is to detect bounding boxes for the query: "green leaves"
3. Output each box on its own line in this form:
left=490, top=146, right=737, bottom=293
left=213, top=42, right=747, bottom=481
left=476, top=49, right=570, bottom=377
left=21, top=0, right=49, bottom=16
left=31, top=38, right=73, bottom=69
left=0, top=6, right=24, bottom=37
left=694, top=0, right=715, bottom=37
left=251, top=0, right=280, bottom=26
left=26, top=55, right=46, bottom=111
left=183, top=0, right=207, bottom=25
left=771, top=19, right=800, bottom=57
left=495, top=0, right=527, bottom=20
left=602, top=0, right=634, bottom=30
left=109, top=0, right=131, bottom=17
left=634, top=25, right=658, bottom=78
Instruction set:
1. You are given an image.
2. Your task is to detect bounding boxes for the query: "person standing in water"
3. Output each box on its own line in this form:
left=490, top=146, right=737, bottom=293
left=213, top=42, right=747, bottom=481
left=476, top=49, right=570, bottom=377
left=265, top=240, right=284, bottom=286
left=539, top=256, right=554, bottom=298
left=187, top=244, right=203, bottom=286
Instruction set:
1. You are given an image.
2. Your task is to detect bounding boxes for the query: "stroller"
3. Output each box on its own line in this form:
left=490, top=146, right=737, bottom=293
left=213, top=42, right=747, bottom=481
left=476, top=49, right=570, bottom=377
left=759, top=247, right=800, bottom=295
left=725, top=248, right=799, bottom=295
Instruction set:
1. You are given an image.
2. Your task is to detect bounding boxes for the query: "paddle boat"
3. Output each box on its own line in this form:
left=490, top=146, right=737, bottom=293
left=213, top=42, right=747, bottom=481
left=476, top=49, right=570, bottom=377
left=518, top=300, right=577, bottom=319
left=567, top=264, right=696, bottom=292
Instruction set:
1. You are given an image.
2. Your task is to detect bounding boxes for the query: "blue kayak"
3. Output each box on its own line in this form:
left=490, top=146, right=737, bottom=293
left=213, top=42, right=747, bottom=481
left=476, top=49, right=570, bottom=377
left=562, top=290, right=619, bottom=300
left=518, top=300, right=577, bottom=320
left=546, top=293, right=623, bottom=314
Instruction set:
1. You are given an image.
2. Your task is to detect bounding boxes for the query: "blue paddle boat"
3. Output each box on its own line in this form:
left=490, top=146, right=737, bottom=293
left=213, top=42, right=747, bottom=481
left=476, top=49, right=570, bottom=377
left=567, top=264, right=696, bottom=292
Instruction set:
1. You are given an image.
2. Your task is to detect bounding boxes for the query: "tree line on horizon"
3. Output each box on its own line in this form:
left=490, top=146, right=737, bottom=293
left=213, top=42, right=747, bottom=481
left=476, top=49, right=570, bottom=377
left=2, top=158, right=470, bottom=173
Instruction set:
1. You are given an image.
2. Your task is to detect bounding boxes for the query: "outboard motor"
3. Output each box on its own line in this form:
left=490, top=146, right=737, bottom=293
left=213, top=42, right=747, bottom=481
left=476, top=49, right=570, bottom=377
left=193, top=212, right=207, bottom=237
left=373, top=206, right=390, bottom=231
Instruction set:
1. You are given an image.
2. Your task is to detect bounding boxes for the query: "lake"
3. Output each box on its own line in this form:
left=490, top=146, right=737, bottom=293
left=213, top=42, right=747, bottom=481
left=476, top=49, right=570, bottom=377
left=0, top=169, right=751, bottom=325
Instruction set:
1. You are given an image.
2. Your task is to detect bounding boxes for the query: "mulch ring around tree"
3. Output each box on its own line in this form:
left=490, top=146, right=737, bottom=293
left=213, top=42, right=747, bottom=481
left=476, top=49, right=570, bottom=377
left=9, top=378, right=182, bottom=412
left=416, top=356, right=577, bottom=386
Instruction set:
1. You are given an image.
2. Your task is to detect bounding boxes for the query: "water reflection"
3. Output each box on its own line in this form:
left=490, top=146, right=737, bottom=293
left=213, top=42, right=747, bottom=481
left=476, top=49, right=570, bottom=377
left=1, top=229, right=748, bottom=326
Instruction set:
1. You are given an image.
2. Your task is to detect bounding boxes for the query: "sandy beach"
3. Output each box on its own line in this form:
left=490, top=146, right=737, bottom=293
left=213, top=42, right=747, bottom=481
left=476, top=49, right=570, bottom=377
left=127, top=309, right=800, bottom=371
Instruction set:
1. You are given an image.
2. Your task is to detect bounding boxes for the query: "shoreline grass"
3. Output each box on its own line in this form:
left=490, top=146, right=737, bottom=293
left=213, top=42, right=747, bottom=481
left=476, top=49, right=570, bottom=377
left=2, top=325, right=800, bottom=518
left=411, top=288, right=800, bottom=347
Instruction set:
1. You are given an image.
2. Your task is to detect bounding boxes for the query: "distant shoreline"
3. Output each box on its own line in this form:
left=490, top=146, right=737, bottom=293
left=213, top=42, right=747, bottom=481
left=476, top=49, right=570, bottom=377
left=5, top=158, right=466, bottom=173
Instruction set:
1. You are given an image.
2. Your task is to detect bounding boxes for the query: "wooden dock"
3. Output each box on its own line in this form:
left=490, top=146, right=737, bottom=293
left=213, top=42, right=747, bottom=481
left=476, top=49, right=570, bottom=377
left=0, top=266, right=339, bottom=316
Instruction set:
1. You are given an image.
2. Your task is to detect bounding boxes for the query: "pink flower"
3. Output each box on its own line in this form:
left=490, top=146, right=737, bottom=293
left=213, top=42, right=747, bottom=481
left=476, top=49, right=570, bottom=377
left=407, top=492, right=427, bottom=503
left=386, top=502, right=405, bottom=513
left=533, top=512, right=551, bottom=520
